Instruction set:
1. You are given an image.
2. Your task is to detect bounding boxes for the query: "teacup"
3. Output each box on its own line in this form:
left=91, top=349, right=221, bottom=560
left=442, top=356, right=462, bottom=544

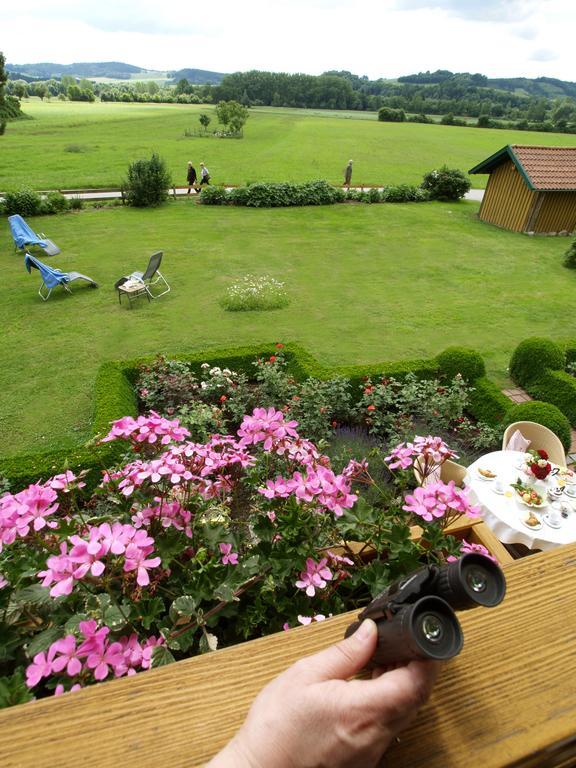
left=494, top=478, right=504, bottom=493
left=565, top=485, right=576, bottom=498
left=548, top=508, right=562, bottom=526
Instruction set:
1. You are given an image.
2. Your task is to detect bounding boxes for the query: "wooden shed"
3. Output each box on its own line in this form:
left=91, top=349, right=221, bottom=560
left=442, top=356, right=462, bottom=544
left=469, top=144, right=576, bottom=234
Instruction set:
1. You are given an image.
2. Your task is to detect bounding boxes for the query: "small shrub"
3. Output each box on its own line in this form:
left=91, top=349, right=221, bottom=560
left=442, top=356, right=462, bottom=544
left=563, top=240, right=576, bottom=269
left=436, top=347, right=485, bottom=383
left=407, top=113, right=432, bottom=124
left=122, top=153, right=172, bottom=208
left=367, top=188, right=381, bottom=204
left=378, top=106, right=405, bottom=122
left=381, top=185, right=429, bottom=203
left=40, top=191, right=69, bottom=215
left=420, top=166, right=471, bottom=201
left=220, top=274, right=289, bottom=312
left=509, top=337, right=564, bottom=385
left=229, top=186, right=251, bottom=206
left=198, top=186, right=229, bottom=205
left=3, top=188, right=43, bottom=217
left=502, top=401, right=571, bottom=452
left=236, top=180, right=341, bottom=208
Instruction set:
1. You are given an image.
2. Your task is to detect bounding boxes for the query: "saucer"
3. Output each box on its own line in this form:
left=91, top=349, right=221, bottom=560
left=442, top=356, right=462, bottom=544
left=543, top=513, right=562, bottom=529
left=565, top=487, right=576, bottom=498
left=492, top=486, right=506, bottom=495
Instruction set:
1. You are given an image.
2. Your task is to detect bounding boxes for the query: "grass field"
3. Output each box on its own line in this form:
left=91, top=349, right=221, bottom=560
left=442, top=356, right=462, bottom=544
left=3, top=99, right=576, bottom=191
left=1, top=199, right=573, bottom=458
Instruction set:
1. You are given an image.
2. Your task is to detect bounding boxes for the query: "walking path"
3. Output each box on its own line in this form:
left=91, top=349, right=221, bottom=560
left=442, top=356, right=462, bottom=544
left=5, top=186, right=485, bottom=202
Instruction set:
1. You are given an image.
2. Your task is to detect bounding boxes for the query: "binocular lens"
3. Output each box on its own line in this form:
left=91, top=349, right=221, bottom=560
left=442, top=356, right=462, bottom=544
left=421, top=613, right=444, bottom=643
left=412, top=598, right=463, bottom=660
left=435, top=553, right=506, bottom=610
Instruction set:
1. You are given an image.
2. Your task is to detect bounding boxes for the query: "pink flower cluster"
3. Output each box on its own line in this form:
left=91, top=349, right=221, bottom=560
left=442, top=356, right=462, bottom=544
left=103, top=436, right=254, bottom=500
left=101, top=411, right=190, bottom=446
left=132, top=500, right=193, bottom=538
left=38, top=522, right=162, bottom=597
left=447, top=538, right=498, bottom=564
left=402, top=481, right=481, bottom=523
left=219, top=542, right=239, bottom=565
left=0, top=483, right=59, bottom=551
left=295, top=557, right=333, bottom=596
left=26, top=619, right=164, bottom=690
left=260, top=465, right=357, bottom=517
left=46, top=470, right=86, bottom=493
left=238, top=407, right=299, bottom=451
left=385, top=435, right=456, bottom=472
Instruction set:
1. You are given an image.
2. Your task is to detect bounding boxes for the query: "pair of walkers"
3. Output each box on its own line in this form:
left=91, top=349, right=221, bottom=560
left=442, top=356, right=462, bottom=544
left=187, top=161, right=210, bottom=194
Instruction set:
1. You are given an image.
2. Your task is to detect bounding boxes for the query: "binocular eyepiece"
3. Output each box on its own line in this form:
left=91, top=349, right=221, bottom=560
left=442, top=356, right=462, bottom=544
left=345, top=554, right=506, bottom=665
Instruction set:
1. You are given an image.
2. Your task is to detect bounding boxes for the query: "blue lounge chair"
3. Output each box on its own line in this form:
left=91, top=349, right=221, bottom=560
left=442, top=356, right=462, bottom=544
left=24, top=253, right=98, bottom=301
left=9, top=214, right=61, bottom=256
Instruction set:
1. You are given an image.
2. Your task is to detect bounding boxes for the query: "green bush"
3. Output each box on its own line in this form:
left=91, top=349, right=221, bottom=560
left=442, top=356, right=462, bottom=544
left=509, top=337, right=565, bottom=386
left=502, top=401, right=571, bottom=451
left=222, top=180, right=342, bottom=208
left=122, top=153, right=172, bottom=208
left=467, top=378, right=510, bottom=427
left=228, top=186, right=251, bottom=206
left=68, top=197, right=84, bottom=211
left=3, top=188, right=43, bottom=217
left=436, top=347, right=485, bottom=382
left=563, top=239, right=576, bottom=269
left=40, top=191, right=69, bottom=215
left=420, top=165, right=471, bottom=201
left=367, top=188, right=382, bottom=204
left=378, top=106, right=405, bottom=122
left=381, top=185, right=429, bottom=203
left=198, top=185, right=228, bottom=205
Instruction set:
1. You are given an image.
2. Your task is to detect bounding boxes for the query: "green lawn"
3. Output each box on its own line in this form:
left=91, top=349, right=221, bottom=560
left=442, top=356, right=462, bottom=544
left=3, top=99, right=576, bottom=191
left=1, top=199, right=572, bottom=458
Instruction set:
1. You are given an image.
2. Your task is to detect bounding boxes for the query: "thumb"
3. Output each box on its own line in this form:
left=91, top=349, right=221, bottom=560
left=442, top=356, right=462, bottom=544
left=299, top=619, right=378, bottom=682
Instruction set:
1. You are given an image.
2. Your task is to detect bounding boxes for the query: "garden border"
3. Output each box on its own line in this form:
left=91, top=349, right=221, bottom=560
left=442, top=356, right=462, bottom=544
left=0, top=342, right=511, bottom=490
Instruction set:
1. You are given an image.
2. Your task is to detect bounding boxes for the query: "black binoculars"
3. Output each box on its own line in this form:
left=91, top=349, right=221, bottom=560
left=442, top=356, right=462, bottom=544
left=345, top=554, right=506, bottom=665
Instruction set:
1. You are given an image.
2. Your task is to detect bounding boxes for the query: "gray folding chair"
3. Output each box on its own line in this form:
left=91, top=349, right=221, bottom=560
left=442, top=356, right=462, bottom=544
left=115, top=251, right=170, bottom=298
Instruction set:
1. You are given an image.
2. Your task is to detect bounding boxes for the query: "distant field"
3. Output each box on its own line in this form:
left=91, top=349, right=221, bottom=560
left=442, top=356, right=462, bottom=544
left=3, top=99, right=576, bottom=190
left=1, top=199, right=573, bottom=457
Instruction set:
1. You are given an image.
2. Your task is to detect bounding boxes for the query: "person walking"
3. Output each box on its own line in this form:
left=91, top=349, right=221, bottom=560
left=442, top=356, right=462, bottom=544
left=186, top=161, right=197, bottom=194
left=344, top=159, right=353, bottom=188
left=200, top=162, right=211, bottom=187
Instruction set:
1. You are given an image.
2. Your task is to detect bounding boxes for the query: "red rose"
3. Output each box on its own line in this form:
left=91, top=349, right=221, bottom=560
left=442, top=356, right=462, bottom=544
left=269, top=355, right=277, bottom=363
left=332, top=420, right=337, bottom=428
left=220, top=395, right=227, bottom=402
left=275, top=343, right=284, bottom=349
left=367, top=405, right=376, bottom=412
left=537, top=449, right=549, bottom=460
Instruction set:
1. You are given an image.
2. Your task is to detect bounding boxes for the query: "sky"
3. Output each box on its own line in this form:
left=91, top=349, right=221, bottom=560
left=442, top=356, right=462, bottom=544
left=2, top=0, right=575, bottom=82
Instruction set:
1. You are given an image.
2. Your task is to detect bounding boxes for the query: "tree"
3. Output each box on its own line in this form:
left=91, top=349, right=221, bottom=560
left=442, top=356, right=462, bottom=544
left=420, top=166, right=471, bottom=201
left=215, top=100, right=249, bottom=133
left=377, top=106, right=405, bottom=122
left=175, top=78, right=190, bottom=96
left=0, top=51, right=6, bottom=134
left=199, top=113, right=211, bottom=131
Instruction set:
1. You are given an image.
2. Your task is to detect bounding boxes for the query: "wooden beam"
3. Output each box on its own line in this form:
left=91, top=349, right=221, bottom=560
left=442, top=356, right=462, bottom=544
left=1, top=544, right=575, bottom=767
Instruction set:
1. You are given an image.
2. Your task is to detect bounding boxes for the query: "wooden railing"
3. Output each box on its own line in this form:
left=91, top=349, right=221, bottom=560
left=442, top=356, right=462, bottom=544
left=1, top=542, right=574, bottom=767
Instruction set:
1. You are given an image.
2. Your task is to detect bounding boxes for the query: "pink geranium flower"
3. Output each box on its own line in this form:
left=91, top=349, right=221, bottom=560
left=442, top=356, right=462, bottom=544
left=219, top=542, right=239, bottom=565
left=295, top=557, right=333, bottom=597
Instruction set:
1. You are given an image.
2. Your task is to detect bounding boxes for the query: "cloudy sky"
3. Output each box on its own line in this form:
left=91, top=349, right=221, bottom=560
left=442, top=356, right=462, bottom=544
left=2, top=0, right=575, bottom=81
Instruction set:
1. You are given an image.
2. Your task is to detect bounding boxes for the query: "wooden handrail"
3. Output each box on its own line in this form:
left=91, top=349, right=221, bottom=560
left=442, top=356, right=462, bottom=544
left=1, top=543, right=574, bottom=767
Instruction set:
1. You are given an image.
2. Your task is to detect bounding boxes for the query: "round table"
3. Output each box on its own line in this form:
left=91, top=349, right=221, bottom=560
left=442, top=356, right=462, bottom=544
left=465, top=450, right=576, bottom=551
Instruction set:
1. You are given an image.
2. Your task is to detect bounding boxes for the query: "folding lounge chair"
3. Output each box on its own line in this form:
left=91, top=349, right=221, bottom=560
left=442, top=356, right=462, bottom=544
left=9, top=214, right=61, bottom=256
left=24, top=253, right=98, bottom=301
left=115, top=251, right=170, bottom=298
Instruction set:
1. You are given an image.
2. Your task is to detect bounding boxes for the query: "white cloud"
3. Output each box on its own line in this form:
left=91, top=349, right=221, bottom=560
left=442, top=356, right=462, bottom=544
left=2, top=0, right=576, bottom=82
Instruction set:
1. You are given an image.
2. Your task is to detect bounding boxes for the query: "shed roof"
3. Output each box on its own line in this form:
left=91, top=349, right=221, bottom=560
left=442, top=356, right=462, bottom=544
left=469, top=144, right=576, bottom=191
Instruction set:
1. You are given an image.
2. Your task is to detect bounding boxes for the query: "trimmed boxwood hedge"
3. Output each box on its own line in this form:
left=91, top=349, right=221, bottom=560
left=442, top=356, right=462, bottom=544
left=0, top=342, right=512, bottom=491
left=502, top=401, right=572, bottom=452
left=509, top=337, right=576, bottom=428
left=436, top=347, right=485, bottom=383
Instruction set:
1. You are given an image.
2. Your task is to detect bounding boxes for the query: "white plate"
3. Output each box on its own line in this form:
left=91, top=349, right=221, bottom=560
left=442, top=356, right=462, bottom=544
left=564, top=486, right=576, bottom=498
left=521, top=517, right=542, bottom=531
left=558, top=470, right=576, bottom=485
left=543, top=513, right=562, bottom=529
left=476, top=468, right=497, bottom=481
left=492, top=486, right=506, bottom=495
left=517, top=495, right=547, bottom=509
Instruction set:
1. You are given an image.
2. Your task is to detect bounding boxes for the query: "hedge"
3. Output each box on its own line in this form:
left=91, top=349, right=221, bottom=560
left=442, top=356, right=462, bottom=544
left=0, top=342, right=512, bottom=490
left=502, top=401, right=572, bottom=452
left=509, top=337, right=576, bottom=427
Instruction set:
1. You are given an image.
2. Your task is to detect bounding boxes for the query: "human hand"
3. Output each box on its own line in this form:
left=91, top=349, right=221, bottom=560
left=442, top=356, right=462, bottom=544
left=208, top=618, right=439, bottom=768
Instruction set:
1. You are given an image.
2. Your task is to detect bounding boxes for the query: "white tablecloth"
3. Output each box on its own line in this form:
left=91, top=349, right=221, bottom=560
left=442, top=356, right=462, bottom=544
left=465, top=450, right=576, bottom=551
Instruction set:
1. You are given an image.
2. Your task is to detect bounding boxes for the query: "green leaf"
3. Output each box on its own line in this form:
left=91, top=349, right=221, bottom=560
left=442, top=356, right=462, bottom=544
left=139, top=597, right=165, bottom=630
left=26, top=626, right=62, bottom=659
left=166, top=628, right=195, bottom=652
left=213, top=582, right=237, bottom=603
left=0, top=670, right=34, bottom=709
left=169, top=595, right=198, bottom=622
left=64, top=613, right=89, bottom=634
left=151, top=645, right=176, bottom=668
left=11, top=584, right=52, bottom=607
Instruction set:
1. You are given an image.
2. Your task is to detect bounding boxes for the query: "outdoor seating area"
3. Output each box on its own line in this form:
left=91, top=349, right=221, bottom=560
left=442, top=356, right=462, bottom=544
left=9, top=214, right=61, bottom=256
